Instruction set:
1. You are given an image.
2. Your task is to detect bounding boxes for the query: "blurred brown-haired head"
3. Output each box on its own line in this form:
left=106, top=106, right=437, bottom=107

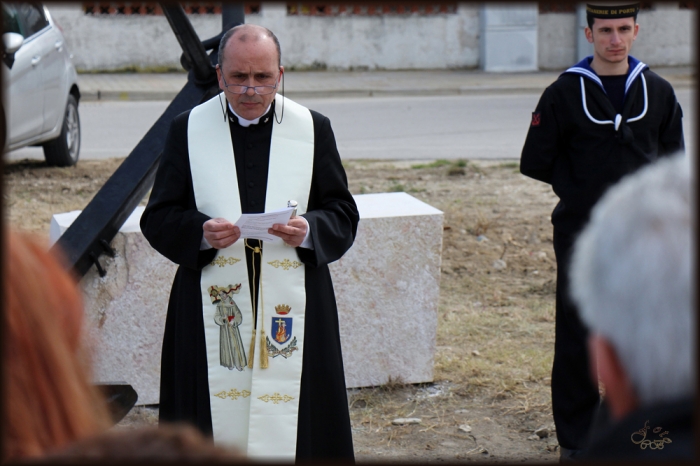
left=44, top=424, right=244, bottom=462
left=2, top=229, right=110, bottom=461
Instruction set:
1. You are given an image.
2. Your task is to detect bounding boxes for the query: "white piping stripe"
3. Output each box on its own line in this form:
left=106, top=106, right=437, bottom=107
left=568, top=67, right=604, bottom=88
left=627, top=74, right=648, bottom=123
left=580, top=77, right=614, bottom=125
left=625, top=62, right=646, bottom=93
left=580, top=75, right=648, bottom=127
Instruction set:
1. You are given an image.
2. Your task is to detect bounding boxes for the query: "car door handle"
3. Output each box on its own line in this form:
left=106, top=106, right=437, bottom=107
left=55, top=40, right=63, bottom=51
left=31, top=56, right=41, bottom=66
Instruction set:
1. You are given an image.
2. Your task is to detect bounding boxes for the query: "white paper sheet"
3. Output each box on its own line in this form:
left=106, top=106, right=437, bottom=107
left=234, top=207, right=294, bottom=242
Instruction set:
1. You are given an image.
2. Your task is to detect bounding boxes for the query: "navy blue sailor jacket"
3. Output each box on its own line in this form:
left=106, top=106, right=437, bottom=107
left=520, top=55, right=685, bottom=234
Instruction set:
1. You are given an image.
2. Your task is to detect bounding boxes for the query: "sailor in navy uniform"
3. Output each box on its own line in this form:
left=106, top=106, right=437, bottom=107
left=519, top=2, right=684, bottom=458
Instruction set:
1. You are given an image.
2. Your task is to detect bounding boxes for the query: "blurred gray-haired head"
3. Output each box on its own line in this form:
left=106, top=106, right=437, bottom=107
left=570, top=154, right=695, bottom=405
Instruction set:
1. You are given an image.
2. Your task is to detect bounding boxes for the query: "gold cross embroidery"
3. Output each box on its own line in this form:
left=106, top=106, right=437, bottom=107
left=211, top=256, right=242, bottom=267
left=267, top=259, right=302, bottom=270
left=214, top=389, right=251, bottom=400
left=258, top=392, right=294, bottom=404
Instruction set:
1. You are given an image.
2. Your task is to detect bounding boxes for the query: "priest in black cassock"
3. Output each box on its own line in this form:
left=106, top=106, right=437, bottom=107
left=519, top=3, right=684, bottom=460
left=140, top=24, right=358, bottom=461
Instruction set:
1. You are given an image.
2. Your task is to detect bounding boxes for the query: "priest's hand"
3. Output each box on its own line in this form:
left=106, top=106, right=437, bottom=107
left=203, top=218, right=241, bottom=249
left=269, top=216, right=308, bottom=248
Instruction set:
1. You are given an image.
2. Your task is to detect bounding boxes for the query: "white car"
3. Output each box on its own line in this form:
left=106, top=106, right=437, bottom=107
left=2, top=2, right=80, bottom=166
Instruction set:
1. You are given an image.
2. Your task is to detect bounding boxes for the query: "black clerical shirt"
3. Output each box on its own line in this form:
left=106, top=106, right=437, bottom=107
left=227, top=103, right=277, bottom=319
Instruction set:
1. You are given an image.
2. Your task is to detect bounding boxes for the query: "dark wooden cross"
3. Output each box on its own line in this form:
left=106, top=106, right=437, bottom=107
left=51, top=3, right=245, bottom=279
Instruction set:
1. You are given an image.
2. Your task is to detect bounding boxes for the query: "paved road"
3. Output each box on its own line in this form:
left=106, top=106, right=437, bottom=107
left=297, top=94, right=539, bottom=160
left=7, top=89, right=694, bottom=162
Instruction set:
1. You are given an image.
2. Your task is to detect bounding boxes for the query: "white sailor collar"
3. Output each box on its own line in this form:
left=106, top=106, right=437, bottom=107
left=563, top=55, right=648, bottom=95
left=563, top=56, right=649, bottom=131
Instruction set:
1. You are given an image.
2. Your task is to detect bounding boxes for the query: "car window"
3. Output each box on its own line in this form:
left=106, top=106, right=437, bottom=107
left=2, top=3, right=22, bottom=35
left=17, top=2, right=49, bottom=37
left=9, top=2, right=48, bottom=38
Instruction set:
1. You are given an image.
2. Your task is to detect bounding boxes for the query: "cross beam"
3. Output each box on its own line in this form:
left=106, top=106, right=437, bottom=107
left=51, top=4, right=244, bottom=278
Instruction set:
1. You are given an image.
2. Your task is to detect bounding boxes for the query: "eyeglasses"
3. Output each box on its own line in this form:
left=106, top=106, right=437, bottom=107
left=221, top=74, right=279, bottom=95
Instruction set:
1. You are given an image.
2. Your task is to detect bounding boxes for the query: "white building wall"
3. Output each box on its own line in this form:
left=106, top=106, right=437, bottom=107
left=262, top=3, right=479, bottom=70
left=49, top=2, right=693, bottom=72
left=50, top=3, right=222, bottom=72
left=633, top=8, right=696, bottom=67
left=50, top=2, right=479, bottom=72
left=538, top=13, right=577, bottom=70
left=480, top=3, right=538, bottom=72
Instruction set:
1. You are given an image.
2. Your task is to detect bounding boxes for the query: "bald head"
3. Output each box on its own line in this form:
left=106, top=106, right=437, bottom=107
left=218, top=24, right=281, bottom=68
left=215, top=24, right=284, bottom=121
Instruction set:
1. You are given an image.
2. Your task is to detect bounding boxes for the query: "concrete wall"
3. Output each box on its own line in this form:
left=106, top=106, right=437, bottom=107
left=50, top=2, right=479, bottom=72
left=633, top=7, right=696, bottom=68
left=50, top=2, right=694, bottom=72
left=264, top=3, right=479, bottom=70
left=537, top=12, right=578, bottom=70
left=480, top=3, right=538, bottom=72
left=50, top=2, right=223, bottom=71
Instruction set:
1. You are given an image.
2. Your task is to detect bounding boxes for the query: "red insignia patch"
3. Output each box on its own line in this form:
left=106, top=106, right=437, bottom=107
left=531, top=112, right=541, bottom=127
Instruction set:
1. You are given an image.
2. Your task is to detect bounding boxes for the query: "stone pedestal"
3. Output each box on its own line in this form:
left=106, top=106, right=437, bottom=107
left=53, top=207, right=176, bottom=406
left=330, top=193, right=443, bottom=388
left=51, top=193, right=443, bottom=404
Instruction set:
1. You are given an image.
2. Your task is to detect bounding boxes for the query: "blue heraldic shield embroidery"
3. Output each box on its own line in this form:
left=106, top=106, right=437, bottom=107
left=272, top=317, right=292, bottom=344
left=266, top=316, right=299, bottom=359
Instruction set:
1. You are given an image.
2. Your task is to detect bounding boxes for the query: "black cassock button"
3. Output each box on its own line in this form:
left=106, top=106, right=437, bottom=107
left=248, top=182, right=254, bottom=188
left=247, top=162, right=254, bottom=169
left=247, top=143, right=253, bottom=149
left=250, top=200, right=257, bottom=206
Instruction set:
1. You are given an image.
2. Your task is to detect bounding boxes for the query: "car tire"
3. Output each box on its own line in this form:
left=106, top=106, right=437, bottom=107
left=43, top=94, right=80, bottom=167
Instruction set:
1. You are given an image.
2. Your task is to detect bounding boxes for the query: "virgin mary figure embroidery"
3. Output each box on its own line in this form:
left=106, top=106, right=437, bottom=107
left=209, top=284, right=247, bottom=371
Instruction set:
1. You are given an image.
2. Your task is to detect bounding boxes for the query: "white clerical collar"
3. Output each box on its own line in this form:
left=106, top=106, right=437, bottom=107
left=228, top=102, right=272, bottom=127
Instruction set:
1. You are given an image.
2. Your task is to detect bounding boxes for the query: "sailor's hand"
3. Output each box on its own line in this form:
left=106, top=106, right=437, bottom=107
left=203, top=218, right=240, bottom=249
left=269, top=216, right=307, bottom=248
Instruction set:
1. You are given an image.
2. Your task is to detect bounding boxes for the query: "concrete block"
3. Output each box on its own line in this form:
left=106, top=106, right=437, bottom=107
left=331, top=193, right=443, bottom=388
left=52, top=207, right=176, bottom=406
left=51, top=194, right=443, bottom=404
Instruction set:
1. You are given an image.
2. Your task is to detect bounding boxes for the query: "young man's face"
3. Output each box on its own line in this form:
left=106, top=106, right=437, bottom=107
left=585, top=17, right=639, bottom=68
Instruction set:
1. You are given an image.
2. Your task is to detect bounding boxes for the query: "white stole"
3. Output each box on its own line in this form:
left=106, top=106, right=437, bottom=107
left=188, top=94, right=314, bottom=461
